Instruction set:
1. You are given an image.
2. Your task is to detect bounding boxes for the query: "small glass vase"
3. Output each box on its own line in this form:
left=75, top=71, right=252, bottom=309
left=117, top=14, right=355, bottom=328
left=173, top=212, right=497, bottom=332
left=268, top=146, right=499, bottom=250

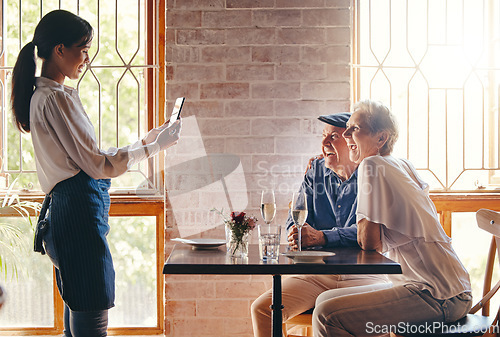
left=225, top=224, right=249, bottom=258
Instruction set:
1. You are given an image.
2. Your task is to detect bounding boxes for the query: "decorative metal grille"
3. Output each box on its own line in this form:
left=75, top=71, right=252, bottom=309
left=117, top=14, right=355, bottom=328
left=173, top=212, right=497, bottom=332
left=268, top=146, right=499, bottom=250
left=354, top=0, right=500, bottom=192
left=0, top=0, right=158, bottom=195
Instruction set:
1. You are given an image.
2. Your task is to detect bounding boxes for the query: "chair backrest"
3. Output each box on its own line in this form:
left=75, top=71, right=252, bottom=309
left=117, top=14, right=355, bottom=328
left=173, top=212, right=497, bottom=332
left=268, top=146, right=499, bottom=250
left=473, top=209, right=500, bottom=316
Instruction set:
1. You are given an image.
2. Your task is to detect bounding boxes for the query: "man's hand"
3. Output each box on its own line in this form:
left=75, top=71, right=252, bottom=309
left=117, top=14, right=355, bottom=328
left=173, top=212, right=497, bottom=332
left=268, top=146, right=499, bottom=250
left=287, top=224, right=326, bottom=250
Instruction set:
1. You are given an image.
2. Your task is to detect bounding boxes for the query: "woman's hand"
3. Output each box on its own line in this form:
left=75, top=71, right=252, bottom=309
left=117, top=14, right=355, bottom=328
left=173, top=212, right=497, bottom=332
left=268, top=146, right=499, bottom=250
left=142, top=122, right=170, bottom=145
left=304, top=154, right=324, bottom=174
left=155, top=119, right=182, bottom=150
left=357, top=218, right=382, bottom=251
left=287, top=224, right=326, bottom=249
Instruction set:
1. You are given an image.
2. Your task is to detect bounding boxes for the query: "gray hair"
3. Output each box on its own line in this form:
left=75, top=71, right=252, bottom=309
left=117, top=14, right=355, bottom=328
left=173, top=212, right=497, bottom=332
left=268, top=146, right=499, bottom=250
left=353, top=99, right=399, bottom=155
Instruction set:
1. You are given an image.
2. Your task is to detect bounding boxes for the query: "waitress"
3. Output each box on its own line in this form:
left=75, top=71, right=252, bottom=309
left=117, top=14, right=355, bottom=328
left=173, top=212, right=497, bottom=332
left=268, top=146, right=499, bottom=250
left=10, top=9, right=181, bottom=336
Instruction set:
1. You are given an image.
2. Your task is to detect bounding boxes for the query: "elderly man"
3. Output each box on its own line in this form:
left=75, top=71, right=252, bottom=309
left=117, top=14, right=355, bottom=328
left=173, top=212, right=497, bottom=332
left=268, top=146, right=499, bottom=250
left=251, top=113, right=390, bottom=337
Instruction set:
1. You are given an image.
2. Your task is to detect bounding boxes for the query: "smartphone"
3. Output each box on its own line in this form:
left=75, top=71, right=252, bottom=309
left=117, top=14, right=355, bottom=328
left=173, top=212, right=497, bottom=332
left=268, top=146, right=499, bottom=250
left=168, top=97, right=185, bottom=127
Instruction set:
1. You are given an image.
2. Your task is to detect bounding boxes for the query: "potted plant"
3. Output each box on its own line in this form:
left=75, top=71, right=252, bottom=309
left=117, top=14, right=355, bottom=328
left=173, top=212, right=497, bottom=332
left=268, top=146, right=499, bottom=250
left=0, top=178, right=41, bottom=278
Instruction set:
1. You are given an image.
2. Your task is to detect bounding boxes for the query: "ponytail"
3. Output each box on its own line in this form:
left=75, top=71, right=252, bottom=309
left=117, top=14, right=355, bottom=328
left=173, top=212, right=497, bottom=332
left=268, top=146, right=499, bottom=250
left=11, top=42, right=36, bottom=133
left=11, top=10, right=93, bottom=133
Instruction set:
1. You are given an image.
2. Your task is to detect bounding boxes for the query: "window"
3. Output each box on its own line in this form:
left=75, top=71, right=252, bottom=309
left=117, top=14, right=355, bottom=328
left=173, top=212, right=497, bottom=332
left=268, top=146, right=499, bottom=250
left=353, top=0, right=500, bottom=192
left=0, top=0, right=166, bottom=334
left=2, top=0, right=164, bottom=194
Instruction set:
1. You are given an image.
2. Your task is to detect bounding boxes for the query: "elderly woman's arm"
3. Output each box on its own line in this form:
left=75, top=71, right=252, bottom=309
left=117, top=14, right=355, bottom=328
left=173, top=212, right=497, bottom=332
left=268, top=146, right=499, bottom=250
left=357, top=218, right=382, bottom=251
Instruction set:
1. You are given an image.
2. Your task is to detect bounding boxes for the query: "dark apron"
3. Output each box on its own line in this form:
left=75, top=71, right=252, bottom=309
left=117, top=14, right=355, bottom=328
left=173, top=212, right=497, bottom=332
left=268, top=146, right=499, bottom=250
left=41, top=171, right=114, bottom=311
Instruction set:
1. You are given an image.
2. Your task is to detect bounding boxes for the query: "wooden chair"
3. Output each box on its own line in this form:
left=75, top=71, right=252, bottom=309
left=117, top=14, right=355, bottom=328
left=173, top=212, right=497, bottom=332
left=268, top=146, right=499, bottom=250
left=395, top=208, right=500, bottom=337
left=282, top=309, right=313, bottom=337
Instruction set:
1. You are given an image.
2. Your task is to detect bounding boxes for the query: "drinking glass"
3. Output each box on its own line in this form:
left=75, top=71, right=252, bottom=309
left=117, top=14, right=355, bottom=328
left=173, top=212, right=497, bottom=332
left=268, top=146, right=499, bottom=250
left=261, top=190, right=276, bottom=224
left=258, top=224, right=281, bottom=261
left=291, top=191, right=308, bottom=251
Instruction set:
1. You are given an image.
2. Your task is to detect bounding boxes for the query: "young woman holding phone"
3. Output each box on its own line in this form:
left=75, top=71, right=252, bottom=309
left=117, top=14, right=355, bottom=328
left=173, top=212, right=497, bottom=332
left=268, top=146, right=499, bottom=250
left=11, top=9, right=181, bottom=336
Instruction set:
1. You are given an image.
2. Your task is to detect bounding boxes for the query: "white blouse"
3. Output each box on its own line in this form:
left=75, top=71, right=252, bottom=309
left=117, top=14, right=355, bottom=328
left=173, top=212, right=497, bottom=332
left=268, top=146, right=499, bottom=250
left=357, top=155, right=471, bottom=300
left=30, top=77, right=159, bottom=193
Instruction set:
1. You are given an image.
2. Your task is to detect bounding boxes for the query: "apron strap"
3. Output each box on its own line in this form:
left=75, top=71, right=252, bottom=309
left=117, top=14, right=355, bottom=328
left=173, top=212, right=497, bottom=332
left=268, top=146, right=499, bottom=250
left=34, top=194, right=52, bottom=254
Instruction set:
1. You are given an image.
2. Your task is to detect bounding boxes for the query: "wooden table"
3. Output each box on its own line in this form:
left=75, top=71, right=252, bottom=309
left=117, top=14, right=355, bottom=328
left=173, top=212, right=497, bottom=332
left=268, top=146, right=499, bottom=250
left=163, top=244, right=402, bottom=337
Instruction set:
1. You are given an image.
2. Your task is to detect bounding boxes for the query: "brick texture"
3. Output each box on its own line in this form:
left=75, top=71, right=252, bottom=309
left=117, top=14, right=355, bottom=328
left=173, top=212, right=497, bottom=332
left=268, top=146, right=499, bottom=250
left=164, top=2, right=351, bottom=336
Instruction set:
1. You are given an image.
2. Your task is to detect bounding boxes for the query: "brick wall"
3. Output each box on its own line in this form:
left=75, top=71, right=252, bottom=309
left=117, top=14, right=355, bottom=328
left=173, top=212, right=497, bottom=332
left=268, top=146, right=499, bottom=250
left=164, top=1, right=351, bottom=335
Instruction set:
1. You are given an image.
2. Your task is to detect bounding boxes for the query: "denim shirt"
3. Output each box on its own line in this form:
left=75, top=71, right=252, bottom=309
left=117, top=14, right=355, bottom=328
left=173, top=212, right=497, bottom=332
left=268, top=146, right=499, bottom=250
left=286, top=158, right=358, bottom=248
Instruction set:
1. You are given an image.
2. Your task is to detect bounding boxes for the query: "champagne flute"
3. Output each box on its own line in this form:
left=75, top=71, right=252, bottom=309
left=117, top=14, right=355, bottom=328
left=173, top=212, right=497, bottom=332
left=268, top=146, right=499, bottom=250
left=291, top=191, right=308, bottom=251
left=261, top=190, right=276, bottom=224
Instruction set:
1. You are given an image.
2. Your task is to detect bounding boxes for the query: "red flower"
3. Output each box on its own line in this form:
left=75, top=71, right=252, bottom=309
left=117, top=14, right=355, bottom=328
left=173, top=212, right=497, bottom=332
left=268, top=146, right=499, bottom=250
left=231, top=211, right=246, bottom=226
left=212, top=208, right=258, bottom=241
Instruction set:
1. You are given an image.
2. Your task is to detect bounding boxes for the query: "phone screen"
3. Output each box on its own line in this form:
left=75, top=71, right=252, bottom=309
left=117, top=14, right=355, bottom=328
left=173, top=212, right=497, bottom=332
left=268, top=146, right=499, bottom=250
left=168, top=97, right=185, bottom=127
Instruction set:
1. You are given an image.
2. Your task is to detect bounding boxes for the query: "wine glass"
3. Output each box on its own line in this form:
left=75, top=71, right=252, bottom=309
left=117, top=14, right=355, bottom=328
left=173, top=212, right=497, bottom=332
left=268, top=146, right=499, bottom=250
left=261, top=190, right=276, bottom=224
left=291, top=191, right=308, bottom=251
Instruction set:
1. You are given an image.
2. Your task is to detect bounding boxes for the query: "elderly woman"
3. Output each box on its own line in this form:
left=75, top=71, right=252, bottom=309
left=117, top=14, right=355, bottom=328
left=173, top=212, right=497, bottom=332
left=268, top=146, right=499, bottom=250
left=312, top=100, right=472, bottom=337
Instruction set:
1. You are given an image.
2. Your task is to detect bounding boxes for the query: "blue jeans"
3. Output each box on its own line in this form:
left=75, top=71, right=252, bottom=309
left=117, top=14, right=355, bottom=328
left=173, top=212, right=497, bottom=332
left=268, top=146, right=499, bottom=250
left=64, top=304, right=108, bottom=337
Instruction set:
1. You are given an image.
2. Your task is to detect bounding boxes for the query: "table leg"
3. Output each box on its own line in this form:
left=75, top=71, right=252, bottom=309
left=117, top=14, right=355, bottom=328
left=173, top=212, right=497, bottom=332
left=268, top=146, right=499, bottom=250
left=271, top=274, right=283, bottom=337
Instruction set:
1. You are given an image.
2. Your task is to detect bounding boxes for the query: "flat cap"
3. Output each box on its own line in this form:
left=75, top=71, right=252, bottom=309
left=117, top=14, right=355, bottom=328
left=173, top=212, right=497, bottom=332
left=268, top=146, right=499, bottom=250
left=318, top=112, right=351, bottom=128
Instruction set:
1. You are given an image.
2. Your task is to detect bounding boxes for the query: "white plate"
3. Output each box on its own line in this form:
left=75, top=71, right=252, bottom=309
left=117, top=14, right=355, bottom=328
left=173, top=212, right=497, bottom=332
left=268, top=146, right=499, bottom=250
left=172, top=238, right=226, bottom=250
left=282, top=251, right=336, bottom=264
